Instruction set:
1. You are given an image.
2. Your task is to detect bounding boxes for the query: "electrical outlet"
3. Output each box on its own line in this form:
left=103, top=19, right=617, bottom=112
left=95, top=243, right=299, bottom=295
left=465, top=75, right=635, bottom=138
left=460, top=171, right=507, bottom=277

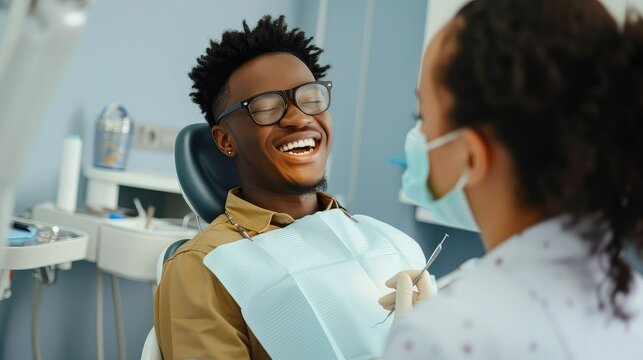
left=133, top=123, right=179, bottom=152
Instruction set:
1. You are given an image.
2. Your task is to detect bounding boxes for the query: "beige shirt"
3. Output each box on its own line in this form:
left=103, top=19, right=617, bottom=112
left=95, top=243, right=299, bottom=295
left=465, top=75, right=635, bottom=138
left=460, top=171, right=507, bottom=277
left=154, top=188, right=338, bottom=360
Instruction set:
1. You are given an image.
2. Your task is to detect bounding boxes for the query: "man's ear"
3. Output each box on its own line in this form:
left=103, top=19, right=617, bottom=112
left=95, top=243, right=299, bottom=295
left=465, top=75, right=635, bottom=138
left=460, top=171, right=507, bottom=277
left=212, top=125, right=236, bottom=157
left=462, top=128, right=491, bottom=186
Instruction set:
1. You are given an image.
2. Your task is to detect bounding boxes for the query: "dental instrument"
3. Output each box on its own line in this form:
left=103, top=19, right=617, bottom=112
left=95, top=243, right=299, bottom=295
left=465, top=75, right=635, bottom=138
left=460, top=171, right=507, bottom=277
left=373, top=233, right=449, bottom=326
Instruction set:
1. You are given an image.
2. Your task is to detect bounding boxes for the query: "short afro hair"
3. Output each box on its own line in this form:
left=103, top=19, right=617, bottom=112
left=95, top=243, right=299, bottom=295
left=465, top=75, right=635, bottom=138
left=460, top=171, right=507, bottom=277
left=189, top=15, right=331, bottom=127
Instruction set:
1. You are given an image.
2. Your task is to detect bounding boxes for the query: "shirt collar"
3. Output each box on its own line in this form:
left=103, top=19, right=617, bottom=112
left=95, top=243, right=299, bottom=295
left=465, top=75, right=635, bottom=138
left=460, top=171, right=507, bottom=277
left=223, top=187, right=339, bottom=234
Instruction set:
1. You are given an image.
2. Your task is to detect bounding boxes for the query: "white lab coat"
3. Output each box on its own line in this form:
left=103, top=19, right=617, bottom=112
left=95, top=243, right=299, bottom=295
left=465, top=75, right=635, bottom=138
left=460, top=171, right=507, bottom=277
left=383, top=215, right=643, bottom=359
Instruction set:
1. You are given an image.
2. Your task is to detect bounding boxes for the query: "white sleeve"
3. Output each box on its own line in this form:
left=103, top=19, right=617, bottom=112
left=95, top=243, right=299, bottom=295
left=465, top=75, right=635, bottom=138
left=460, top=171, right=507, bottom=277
left=381, top=262, right=568, bottom=360
left=381, top=310, right=493, bottom=360
left=382, top=322, right=438, bottom=359
left=381, top=274, right=496, bottom=360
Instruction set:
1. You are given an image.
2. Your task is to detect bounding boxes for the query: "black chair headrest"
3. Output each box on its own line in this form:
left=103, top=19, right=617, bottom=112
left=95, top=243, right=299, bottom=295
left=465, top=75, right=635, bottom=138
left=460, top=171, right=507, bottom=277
left=175, top=123, right=240, bottom=223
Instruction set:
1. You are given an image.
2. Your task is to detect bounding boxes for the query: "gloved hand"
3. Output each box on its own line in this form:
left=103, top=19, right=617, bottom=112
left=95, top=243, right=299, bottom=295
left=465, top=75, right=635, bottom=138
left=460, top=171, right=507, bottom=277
left=378, top=270, right=437, bottom=321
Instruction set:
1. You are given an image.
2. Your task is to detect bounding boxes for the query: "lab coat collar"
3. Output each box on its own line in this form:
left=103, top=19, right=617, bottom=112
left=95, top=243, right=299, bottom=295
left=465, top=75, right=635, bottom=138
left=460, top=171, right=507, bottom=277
left=480, top=214, right=597, bottom=266
left=223, top=187, right=339, bottom=234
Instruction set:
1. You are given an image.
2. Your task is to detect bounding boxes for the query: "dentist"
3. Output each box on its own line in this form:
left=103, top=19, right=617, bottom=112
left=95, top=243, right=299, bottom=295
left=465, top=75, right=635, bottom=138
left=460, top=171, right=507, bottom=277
left=382, top=0, right=643, bottom=358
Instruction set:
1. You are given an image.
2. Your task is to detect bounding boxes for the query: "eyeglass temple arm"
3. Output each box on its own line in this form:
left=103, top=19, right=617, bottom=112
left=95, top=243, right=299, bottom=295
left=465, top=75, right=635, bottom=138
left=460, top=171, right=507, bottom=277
left=215, top=102, right=244, bottom=124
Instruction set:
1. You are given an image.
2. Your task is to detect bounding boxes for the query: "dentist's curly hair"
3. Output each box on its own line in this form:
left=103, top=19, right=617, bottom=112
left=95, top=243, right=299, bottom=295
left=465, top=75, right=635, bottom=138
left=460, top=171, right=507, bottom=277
left=189, top=15, right=330, bottom=127
left=440, top=0, right=643, bottom=320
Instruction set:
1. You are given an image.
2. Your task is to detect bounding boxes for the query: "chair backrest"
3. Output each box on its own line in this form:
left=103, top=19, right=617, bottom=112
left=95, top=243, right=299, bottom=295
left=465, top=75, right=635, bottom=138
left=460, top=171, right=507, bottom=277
left=174, top=123, right=240, bottom=223
left=145, top=124, right=238, bottom=360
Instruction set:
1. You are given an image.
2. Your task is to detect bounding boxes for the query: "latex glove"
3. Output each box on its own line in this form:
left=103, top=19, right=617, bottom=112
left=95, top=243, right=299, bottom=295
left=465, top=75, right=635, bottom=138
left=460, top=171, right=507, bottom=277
left=378, top=270, right=437, bottom=321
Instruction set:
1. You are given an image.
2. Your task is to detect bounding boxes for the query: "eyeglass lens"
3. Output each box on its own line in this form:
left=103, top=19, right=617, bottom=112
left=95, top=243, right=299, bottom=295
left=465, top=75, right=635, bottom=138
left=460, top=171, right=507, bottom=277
left=248, top=83, right=330, bottom=125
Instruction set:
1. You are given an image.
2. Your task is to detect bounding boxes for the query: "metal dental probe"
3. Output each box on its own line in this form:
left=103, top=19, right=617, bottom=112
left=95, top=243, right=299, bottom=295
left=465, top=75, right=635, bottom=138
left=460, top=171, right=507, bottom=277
left=372, top=233, right=449, bottom=327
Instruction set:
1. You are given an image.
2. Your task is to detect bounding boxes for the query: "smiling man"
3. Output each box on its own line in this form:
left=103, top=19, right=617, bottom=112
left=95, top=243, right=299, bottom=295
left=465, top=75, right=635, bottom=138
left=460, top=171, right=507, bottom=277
left=154, top=15, right=426, bottom=360
left=153, top=16, right=337, bottom=359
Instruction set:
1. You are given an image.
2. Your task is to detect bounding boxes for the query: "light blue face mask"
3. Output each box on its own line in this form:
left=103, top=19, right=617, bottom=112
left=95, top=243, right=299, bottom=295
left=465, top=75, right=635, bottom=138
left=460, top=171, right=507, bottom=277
left=402, top=122, right=480, bottom=232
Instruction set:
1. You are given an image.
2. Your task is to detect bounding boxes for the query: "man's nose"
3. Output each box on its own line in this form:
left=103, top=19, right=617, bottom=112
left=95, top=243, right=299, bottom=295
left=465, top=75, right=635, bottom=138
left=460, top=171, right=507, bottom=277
left=278, top=101, right=313, bottom=128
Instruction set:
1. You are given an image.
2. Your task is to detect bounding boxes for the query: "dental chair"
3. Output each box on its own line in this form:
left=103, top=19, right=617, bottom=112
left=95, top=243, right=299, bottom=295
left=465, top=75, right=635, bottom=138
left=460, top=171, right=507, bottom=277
left=141, top=123, right=239, bottom=360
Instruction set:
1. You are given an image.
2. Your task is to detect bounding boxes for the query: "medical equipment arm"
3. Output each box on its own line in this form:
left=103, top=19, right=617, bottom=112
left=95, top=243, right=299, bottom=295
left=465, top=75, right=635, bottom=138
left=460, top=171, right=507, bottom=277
left=0, top=0, right=88, bottom=269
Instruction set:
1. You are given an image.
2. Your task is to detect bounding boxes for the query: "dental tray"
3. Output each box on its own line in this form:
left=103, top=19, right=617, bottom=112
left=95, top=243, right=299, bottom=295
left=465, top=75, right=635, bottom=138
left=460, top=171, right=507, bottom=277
left=2, top=218, right=88, bottom=270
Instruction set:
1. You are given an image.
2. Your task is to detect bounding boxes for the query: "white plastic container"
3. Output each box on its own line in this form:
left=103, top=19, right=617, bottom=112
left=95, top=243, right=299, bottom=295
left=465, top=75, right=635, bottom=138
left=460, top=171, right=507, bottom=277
left=97, top=218, right=197, bottom=282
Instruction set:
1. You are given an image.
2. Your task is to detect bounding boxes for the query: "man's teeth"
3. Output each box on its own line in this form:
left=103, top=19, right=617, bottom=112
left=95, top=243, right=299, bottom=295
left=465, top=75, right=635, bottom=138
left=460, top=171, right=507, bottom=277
left=278, top=138, right=316, bottom=154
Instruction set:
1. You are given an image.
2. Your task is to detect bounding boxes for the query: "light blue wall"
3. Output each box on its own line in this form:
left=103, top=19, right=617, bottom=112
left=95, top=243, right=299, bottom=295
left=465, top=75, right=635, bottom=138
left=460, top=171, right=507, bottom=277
left=13, top=0, right=299, bottom=214
left=1, top=1, right=484, bottom=359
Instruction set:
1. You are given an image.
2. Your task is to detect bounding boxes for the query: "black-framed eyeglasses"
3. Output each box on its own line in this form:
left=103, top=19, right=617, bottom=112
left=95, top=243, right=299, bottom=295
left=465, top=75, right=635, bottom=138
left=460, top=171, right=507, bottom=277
left=215, top=81, right=332, bottom=126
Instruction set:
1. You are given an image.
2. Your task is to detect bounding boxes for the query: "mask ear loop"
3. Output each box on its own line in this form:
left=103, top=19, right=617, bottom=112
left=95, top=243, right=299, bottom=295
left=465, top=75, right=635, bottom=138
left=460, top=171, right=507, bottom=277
left=431, top=168, right=471, bottom=204
left=426, top=127, right=470, bottom=194
left=424, top=128, right=467, bottom=152
left=425, top=126, right=471, bottom=200
left=455, top=168, right=471, bottom=189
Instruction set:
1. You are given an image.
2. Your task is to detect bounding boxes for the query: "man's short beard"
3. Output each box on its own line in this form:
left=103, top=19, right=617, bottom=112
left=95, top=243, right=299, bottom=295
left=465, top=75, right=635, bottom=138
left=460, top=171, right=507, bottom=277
left=286, top=176, right=328, bottom=195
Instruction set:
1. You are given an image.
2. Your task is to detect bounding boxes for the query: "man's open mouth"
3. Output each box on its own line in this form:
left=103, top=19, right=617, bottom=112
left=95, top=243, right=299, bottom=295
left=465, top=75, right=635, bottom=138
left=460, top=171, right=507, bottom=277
left=277, top=137, right=318, bottom=156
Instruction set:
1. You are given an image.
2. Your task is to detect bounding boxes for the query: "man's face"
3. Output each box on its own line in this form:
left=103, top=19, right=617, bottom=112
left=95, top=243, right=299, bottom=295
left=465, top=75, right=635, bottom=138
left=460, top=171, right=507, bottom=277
left=214, top=52, right=333, bottom=194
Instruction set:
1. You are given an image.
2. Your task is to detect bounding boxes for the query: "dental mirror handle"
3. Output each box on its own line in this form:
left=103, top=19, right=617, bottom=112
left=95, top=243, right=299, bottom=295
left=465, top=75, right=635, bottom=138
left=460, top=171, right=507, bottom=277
left=373, top=233, right=449, bottom=327
left=412, top=234, right=448, bottom=285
